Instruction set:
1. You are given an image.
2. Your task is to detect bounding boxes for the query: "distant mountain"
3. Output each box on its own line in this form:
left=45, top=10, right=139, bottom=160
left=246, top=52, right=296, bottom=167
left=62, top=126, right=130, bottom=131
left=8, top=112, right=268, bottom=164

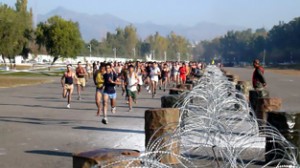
left=37, top=7, right=245, bottom=42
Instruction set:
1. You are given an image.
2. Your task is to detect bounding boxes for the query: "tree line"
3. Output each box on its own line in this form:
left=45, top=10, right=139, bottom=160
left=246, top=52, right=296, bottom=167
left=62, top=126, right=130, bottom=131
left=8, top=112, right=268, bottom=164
left=0, top=1, right=190, bottom=65
left=2, top=0, right=298, bottom=65
left=0, top=0, right=34, bottom=64
left=81, top=26, right=191, bottom=61
left=193, top=17, right=300, bottom=65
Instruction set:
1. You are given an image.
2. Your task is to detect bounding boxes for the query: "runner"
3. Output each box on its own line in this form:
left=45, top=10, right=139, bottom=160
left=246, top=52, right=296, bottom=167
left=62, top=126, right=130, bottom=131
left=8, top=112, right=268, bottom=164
left=120, top=64, right=128, bottom=96
left=161, top=63, right=170, bottom=92
left=75, top=62, right=87, bottom=100
left=136, top=62, right=144, bottom=94
left=102, top=63, right=121, bottom=124
left=86, top=61, right=92, bottom=79
left=145, top=62, right=152, bottom=93
left=179, top=62, right=187, bottom=84
left=126, top=65, right=139, bottom=112
left=93, top=63, right=106, bottom=116
left=61, top=64, right=76, bottom=109
left=150, top=62, right=161, bottom=98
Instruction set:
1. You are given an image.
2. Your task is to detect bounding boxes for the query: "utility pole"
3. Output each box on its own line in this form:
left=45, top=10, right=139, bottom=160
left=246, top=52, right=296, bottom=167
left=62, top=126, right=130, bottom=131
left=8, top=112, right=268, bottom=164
left=113, top=48, right=117, bottom=60
left=88, top=44, right=92, bottom=59
left=132, top=48, right=136, bottom=59
left=177, top=52, right=181, bottom=62
left=263, top=49, right=266, bottom=67
left=152, top=50, right=155, bottom=60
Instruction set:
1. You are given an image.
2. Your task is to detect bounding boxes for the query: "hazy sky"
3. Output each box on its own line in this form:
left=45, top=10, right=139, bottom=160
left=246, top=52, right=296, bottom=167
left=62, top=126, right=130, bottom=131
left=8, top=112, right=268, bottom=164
left=2, top=0, right=300, bottom=28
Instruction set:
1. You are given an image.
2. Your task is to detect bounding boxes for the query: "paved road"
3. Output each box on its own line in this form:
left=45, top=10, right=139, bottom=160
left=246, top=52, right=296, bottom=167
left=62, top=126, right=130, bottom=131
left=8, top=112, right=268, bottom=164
left=0, top=80, right=167, bottom=168
left=226, top=67, right=300, bottom=112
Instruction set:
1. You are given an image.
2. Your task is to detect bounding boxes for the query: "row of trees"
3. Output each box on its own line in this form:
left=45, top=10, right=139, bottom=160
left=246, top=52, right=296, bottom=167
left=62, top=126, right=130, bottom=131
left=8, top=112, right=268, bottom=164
left=0, top=1, right=191, bottom=64
left=81, top=26, right=191, bottom=61
left=0, top=1, right=84, bottom=65
left=0, top=0, right=33, bottom=64
left=194, top=17, right=300, bottom=64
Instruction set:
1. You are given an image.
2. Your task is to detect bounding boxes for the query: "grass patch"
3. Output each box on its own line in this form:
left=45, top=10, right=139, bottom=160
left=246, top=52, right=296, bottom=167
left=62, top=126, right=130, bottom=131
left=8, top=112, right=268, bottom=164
left=0, top=77, right=53, bottom=88
left=0, top=71, right=64, bottom=77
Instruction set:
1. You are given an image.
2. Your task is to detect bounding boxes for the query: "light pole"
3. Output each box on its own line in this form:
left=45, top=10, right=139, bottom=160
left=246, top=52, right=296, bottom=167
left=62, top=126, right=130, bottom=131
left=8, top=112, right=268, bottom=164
left=132, top=48, right=136, bottom=59
left=164, top=51, right=167, bottom=62
left=263, top=49, right=266, bottom=67
left=88, top=44, right=92, bottom=58
left=113, top=48, right=117, bottom=60
left=177, top=52, right=181, bottom=62
left=152, top=50, right=155, bottom=60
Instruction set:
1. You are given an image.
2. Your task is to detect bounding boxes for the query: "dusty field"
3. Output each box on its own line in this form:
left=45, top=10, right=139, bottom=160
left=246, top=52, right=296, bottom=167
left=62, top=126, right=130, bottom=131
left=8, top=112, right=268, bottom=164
left=0, top=76, right=53, bottom=88
left=266, top=68, right=300, bottom=76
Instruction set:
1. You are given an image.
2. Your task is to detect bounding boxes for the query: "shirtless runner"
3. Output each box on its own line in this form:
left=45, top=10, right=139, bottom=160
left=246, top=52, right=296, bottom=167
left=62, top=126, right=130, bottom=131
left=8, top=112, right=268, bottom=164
left=61, top=64, right=76, bottom=109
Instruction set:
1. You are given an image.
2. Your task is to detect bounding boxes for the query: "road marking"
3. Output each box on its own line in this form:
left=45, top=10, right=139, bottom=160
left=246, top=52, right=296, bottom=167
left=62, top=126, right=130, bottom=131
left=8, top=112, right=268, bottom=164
left=0, top=148, right=6, bottom=156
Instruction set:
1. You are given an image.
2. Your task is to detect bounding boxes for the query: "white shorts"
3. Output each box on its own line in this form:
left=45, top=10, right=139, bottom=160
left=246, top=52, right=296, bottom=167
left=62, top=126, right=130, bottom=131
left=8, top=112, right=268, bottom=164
left=151, top=77, right=159, bottom=82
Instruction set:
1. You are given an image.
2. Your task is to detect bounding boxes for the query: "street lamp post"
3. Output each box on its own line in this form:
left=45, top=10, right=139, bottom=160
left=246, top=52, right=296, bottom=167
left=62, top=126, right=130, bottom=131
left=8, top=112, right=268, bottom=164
left=113, top=48, right=117, bottom=60
left=88, top=44, right=92, bottom=59
left=263, top=49, right=266, bottom=67
left=132, top=48, right=136, bottom=59
left=177, top=52, right=181, bottom=62
left=152, top=50, right=155, bottom=60
left=164, top=51, right=167, bottom=62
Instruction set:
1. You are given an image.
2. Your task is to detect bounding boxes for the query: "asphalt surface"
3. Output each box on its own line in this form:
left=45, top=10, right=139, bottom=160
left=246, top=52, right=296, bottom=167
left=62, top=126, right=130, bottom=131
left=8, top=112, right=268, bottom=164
left=225, top=67, right=300, bottom=112
left=1, top=68, right=299, bottom=167
left=0, top=80, right=166, bottom=168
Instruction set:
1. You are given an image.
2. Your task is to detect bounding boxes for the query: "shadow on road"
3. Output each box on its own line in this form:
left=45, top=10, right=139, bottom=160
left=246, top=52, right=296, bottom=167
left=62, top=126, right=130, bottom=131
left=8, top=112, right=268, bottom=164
left=73, top=126, right=144, bottom=134
left=0, top=103, right=95, bottom=111
left=25, top=150, right=72, bottom=158
left=0, top=116, right=78, bottom=126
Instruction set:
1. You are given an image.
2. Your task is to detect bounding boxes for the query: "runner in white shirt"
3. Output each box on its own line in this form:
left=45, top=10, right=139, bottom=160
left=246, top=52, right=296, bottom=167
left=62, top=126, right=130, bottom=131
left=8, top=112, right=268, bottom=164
left=126, top=65, right=139, bottom=112
left=150, top=62, right=161, bottom=98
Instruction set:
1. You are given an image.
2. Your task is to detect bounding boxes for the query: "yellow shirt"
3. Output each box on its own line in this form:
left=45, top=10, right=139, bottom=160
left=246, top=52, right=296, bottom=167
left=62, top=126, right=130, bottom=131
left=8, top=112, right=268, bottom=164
left=96, top=72, right=104, bottom=88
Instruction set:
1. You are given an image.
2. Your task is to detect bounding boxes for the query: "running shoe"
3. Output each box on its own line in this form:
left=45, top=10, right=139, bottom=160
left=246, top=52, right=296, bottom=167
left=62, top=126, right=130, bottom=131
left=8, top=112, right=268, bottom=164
left=128, top=108, right=133, bottom=112
left=111, top=107, right=116, bottom=113
left=67, top=104, right=71, bottom=109
left=102, top=118, right=108, bottom=125
left=77, top=96, right=81, bottom=100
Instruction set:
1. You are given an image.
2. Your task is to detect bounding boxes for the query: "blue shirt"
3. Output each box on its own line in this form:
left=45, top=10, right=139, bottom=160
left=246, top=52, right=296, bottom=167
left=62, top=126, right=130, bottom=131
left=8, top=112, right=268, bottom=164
left=103, top=72, right=117, bottom=94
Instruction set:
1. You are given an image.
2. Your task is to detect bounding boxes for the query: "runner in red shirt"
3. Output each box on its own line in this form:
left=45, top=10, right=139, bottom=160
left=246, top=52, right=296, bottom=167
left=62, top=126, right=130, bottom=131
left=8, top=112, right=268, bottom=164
left=179, top=63, right=187, bottom=84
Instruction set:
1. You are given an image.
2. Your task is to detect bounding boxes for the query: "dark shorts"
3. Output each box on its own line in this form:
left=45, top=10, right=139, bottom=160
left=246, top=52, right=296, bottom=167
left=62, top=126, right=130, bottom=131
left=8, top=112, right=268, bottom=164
left=96, top=87, right=103, bottom=93
left=127, top=90, right=137, bottom=100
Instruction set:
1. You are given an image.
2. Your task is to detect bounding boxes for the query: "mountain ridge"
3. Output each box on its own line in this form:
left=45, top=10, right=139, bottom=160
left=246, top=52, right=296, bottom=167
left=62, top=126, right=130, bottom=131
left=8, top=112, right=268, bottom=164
left=37, top=7, right=246, bottom=42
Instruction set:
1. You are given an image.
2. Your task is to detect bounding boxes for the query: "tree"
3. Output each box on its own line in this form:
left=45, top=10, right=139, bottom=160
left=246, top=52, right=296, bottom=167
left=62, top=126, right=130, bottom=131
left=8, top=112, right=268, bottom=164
left=15, top=0, right=34, bottom=60
left=36, top=16, right=84, bottom=64
left=146, top=32, right=169, bottom=60
left=124, top=25, right=138, bottom=58
left=0, top=4, right=25, bottom=65
left=167, top=32, right=190, bottom=61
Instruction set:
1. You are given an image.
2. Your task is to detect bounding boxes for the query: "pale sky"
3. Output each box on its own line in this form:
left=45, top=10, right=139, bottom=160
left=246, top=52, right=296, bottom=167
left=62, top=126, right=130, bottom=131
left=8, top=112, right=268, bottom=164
left=2, top=0, right=300, bottom=28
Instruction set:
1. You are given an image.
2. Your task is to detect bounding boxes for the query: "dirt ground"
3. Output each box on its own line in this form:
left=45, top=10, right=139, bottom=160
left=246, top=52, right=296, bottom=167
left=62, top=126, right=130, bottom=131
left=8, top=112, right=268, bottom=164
left=266, top=68, right=300, bottom=76
left=0, top=76, right=54, bottom=88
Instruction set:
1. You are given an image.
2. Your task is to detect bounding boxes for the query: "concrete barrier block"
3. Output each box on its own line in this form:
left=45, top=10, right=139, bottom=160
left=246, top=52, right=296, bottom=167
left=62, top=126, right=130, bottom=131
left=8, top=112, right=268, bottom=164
left=145, top=108, right=180, bottom=164
left=169, top=88, right=184, bottom=95
left=256, top=97, right=282, bottom=121
left=73, top=148, right=140, bottom=168
left=161, top=95, right=179, bottom=108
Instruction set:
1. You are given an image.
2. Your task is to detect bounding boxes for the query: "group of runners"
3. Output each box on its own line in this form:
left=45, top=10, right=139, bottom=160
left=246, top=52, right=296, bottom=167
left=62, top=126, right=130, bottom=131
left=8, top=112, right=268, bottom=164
left=61, top=61, right=204, bottom=124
